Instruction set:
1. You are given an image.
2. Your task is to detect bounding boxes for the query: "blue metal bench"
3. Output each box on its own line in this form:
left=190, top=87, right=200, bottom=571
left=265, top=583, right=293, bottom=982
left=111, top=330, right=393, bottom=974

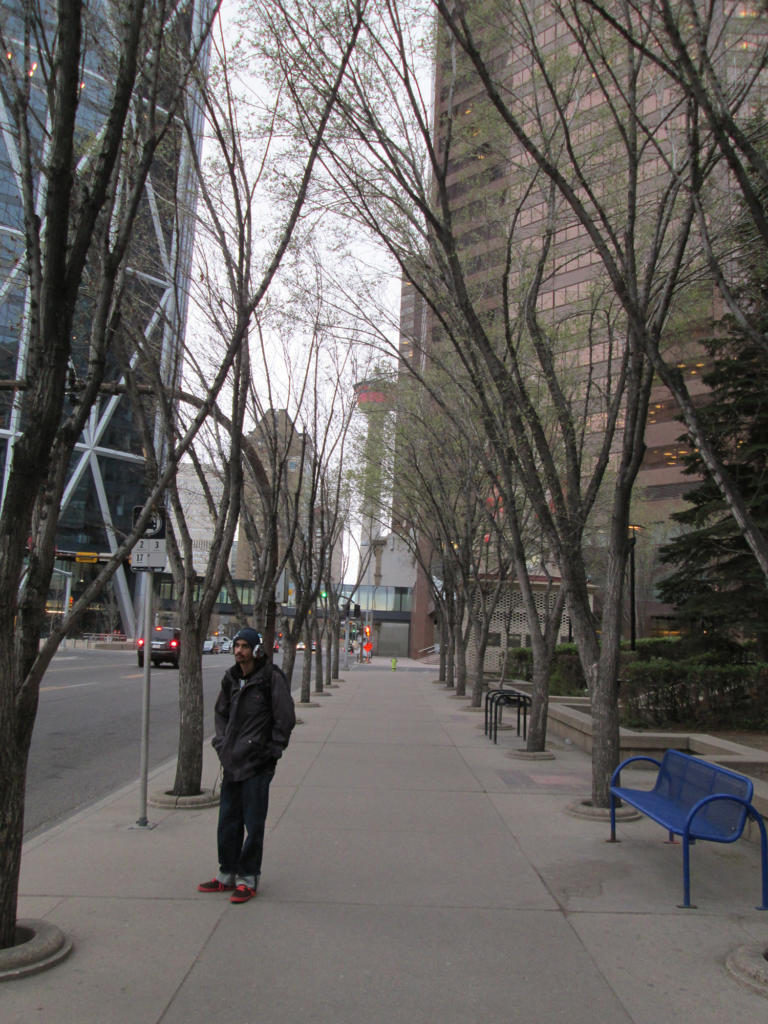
left=609, top=749, right=768, bottom=909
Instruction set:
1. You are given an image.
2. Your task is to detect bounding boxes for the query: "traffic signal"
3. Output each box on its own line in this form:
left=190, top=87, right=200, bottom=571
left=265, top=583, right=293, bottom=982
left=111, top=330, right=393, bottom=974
left=364, top=625, right=371, bottom=637
left=320, top=589, right=327, bottom=599
left=354, top=603, right=361, bottom=618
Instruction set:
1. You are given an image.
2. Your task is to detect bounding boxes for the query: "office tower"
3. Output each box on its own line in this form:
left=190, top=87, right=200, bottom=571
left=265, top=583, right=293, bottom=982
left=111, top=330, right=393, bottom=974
left=398, top=1, right=767, bottom=647
left=0, top=1, right=210, bottom=635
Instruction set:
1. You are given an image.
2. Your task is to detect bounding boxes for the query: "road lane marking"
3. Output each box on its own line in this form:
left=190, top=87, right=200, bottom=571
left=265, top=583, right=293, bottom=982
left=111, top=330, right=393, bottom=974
left=40, top=681, right=112, bottom=692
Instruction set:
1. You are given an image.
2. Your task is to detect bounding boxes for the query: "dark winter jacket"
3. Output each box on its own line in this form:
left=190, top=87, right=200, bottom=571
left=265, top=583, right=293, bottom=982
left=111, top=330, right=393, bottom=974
left=212, top=656, right=296, bottom=781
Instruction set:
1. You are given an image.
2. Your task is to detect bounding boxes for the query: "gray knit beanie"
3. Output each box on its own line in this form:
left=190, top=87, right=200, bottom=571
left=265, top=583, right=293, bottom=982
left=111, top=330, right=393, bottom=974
left=233, top=627, right=262, bottom=652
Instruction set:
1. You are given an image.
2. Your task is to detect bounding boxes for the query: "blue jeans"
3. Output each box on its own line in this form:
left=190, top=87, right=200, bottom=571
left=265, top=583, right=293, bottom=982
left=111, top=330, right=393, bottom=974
left=217, top=769, right=274, bottom=885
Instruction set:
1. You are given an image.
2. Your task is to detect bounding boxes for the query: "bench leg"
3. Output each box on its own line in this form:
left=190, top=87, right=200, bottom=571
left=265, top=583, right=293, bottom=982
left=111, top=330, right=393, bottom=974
left=679, top=834, right=695, bottom=909
left=750, top=810, right=768, bottom=911
left=608, top=796, right=618, bottom=842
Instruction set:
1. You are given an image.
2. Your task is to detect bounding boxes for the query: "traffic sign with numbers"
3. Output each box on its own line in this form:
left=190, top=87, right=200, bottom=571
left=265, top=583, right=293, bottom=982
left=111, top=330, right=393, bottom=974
left=131, top=537, right=167, bottom=571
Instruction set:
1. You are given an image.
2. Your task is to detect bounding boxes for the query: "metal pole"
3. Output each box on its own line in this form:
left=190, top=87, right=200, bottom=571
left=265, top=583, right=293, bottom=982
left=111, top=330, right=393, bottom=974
left=366, top=552, right=372, bottom=652
left=629, top=536, right=637, bottom=652
left=136, top=572, right=153, bottom=826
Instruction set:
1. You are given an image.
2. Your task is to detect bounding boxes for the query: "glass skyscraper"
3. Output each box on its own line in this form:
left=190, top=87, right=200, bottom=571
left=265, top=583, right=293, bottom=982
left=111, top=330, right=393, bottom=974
left=0, top=2, right=210, bottom=636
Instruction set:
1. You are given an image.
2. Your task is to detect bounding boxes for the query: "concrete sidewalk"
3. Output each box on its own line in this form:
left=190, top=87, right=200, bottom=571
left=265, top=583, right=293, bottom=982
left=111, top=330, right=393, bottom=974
left=4, top=658, right=768, bottom=1021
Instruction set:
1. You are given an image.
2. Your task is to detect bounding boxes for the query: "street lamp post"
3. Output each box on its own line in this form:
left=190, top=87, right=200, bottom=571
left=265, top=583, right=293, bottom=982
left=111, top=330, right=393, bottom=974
left=628, top=524, right=642, bottom=651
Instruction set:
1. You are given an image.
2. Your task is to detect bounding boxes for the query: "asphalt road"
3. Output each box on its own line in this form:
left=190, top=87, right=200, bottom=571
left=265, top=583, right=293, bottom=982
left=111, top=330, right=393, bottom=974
left=24, top=647, right=282, bottom=840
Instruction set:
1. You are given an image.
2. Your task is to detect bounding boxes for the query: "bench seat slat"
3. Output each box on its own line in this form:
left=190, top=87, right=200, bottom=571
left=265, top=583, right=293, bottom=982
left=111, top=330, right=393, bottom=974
left=611, top=785, right=745, bottom=842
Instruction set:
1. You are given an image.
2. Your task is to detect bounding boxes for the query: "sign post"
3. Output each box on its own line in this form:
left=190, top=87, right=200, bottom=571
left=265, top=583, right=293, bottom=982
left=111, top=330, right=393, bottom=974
left=131, top=505, right=167, bottom=571
left=131, top=505, right=166, bottom=828
left=136, top=572, right=154, bottom=827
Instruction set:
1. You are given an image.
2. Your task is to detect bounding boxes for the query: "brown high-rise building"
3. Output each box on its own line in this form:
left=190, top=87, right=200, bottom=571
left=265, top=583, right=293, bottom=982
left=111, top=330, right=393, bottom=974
left=397, top=2, right=766, bottom=647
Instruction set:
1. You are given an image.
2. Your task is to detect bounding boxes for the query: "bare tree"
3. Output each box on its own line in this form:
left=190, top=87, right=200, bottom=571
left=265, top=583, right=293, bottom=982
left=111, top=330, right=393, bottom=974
left=437, top=0, right=768, bottom=573
left=429, top=0, right=768, bottom=799
left=250, top=0, right=692, bottom=803
left=0, top=0, right=368, bottom=949
left=0, top=0, right=225, bottom=952
left=143, top=6, right=368, bottom=795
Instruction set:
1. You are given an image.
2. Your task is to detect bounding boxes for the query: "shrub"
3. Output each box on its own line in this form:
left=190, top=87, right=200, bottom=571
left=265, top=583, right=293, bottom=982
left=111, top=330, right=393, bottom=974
left=504, top=646, right=533, bottom=681
left=632, top=637, right=686, bottom=662
left=502, top=644, right=586, bottom=696
left=620, top=657, right=768, bottom=730
left=549, top=645, right=586, bottom=695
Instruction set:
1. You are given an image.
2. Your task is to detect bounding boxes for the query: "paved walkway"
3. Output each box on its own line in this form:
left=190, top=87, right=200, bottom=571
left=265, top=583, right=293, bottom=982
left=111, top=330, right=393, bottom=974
left=5, top=658, right=768, bottom=1021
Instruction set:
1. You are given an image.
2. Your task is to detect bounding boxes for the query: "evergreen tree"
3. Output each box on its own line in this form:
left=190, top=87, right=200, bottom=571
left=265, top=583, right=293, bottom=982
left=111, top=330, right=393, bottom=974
left=659, top=140, right=768, bottom=654
left=658, top=335, right=768, bottom=655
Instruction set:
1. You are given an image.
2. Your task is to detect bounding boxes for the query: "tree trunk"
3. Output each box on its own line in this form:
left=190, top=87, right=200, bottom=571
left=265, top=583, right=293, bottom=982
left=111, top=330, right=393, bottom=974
left=329, top=628, right=338, bottom=680
left=588, top=541, right=628, bottom=806
left=171, top=626, right=205, bottom=796
left=300, top=629, right=312, bottom=703
left=445, top=636, right=455, bottom=689
left=0, top=692, right=34, bottom=949
left=439, top=615, right=448, bottom=681
left=454, top=631, right=468, bottom=696
left=469, top=635, right=487, bottom=707
left=524, top=587, right=565, bottom=752
left=282, top=643, right=297, bottom=688
left=313, top=624, right=324, bottom=694
left=452, top=590, right=468, bottom=696
left=526, top=659, right=550, bottom=753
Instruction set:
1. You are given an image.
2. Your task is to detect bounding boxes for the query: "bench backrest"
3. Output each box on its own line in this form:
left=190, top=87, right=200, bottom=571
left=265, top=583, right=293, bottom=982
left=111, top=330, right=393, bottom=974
left=653, top=750, right=753, bottom=837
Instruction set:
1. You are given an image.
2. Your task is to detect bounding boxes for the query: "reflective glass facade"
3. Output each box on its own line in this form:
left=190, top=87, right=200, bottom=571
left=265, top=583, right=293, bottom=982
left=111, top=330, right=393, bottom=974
left=0, top=2, right=208, bottom=635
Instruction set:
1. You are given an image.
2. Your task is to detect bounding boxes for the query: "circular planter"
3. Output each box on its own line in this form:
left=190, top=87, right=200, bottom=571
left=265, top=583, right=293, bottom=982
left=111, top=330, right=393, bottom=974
left=564, top=798, right=641, bottom=822
left=726, top=944, right=768, bottom=997
left=0, top=919, right=72, bottom=981
left=509, top=749, right=556, bottom=760
left=149, top=787, right=219, bottom=809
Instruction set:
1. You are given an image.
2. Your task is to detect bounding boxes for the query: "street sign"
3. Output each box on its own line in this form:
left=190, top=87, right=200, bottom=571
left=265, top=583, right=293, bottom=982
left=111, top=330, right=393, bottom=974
left=131, top=537, right=167, bottom=572
left=131, top=504, right=167, bottom=572
left=132, top=505, right=166, bottom=539
left=75, top=551, right=98, bottom=563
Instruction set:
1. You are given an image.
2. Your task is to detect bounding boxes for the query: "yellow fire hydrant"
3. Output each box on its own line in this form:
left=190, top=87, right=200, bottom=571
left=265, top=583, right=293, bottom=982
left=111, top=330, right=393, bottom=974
left=391, top=657, right=398, bottom=671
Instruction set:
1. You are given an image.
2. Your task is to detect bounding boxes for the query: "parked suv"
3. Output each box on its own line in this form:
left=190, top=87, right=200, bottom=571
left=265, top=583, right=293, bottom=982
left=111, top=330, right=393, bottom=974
left=137, top=626, right=181, bottom=668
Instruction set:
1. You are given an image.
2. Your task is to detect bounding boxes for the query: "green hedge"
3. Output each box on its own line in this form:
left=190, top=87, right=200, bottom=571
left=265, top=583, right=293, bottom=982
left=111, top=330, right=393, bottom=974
left=632, top=635, right=754, bottom=664
left=504, top=644, right=586, bottom=696
left=621, top=657, right=768, bottom=730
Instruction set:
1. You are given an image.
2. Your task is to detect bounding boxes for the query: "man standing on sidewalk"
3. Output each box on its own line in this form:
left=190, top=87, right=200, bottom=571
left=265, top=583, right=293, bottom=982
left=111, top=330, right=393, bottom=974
left=197, top=627, right=295, bottom=904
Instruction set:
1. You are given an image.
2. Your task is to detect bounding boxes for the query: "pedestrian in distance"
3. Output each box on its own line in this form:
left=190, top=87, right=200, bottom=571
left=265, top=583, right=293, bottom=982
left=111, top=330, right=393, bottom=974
left=197, top=627, right=295, bottom=904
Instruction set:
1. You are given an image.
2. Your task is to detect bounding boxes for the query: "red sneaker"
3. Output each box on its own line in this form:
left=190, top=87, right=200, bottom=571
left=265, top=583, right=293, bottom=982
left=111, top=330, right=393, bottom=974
left=230, top=883, right=256, bottom=904
left=197, top=878, right=235, bottom=893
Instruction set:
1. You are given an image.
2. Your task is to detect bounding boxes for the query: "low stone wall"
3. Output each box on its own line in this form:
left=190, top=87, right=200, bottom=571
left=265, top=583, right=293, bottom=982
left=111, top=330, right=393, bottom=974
left=545, top=695, right=768, bottom=819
